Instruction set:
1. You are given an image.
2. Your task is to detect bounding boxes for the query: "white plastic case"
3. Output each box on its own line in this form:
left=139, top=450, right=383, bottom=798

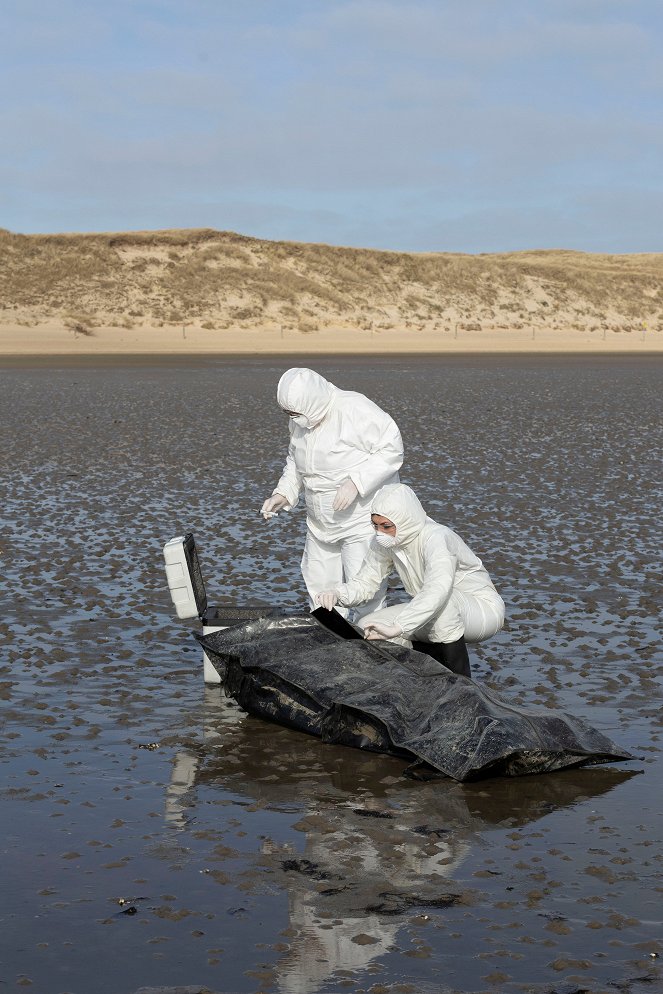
left=163, top=535, right=199, bottom=620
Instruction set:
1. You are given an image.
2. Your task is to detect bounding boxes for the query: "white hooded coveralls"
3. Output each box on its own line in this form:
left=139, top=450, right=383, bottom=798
left=336, top=484, right=505, bottom=644
left=274, top=368, right=403, bottom=615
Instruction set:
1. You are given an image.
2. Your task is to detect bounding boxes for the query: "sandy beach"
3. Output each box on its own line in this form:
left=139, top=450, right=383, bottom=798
left=2, top=229, right=662, bottom=359
left=1, top=321, right=661, bottom=355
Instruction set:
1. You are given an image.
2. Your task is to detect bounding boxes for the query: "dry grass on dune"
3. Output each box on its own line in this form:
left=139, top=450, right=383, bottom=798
left=1, top=226, right=662, bottom=340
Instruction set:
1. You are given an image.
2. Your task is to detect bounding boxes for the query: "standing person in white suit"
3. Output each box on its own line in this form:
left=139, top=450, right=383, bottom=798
left=260, top=367, right=403, bottom=620
left=315, top=483, right=505, bottom=677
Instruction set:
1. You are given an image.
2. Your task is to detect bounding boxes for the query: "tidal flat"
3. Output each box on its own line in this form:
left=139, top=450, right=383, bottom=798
left=1, top=354, right=661, bottom=994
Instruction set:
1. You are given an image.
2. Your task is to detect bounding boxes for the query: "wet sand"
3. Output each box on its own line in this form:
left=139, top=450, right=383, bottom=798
left=1, top=355, right=661, bottom=994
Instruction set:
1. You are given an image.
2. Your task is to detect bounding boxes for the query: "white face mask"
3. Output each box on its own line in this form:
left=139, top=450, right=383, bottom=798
left=291, top=413, right=315, bottom=429
left=375, top=532, right=397, bottom=549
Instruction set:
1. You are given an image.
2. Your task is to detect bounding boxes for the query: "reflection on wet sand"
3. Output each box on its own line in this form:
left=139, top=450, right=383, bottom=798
left=165, top=691, right=638, bottom=994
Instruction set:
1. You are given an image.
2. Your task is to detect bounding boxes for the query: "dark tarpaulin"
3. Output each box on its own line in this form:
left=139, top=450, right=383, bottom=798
left=197, top=614, right=633, bottom=782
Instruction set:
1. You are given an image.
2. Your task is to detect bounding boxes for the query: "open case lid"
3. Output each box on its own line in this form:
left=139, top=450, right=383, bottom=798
left=164, top=534, right=359, bottom=631
left=163, top=532, right=207, bottom=620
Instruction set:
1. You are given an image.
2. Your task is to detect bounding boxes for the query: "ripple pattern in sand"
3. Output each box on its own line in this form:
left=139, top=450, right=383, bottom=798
left=0, top=356, right=661, bottom=994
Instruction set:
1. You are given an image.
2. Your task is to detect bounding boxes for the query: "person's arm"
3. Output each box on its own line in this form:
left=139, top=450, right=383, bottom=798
left=274, top=439, right=303, bottom=508
left=336, top=546, right=392, bottom=607
left=390, top=542, right=457, bottom=637
left=348, top=411, right=404, bottom=498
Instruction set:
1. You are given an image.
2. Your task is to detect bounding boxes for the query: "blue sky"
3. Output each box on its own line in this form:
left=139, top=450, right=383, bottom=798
left=2, top=0, right=662, bottom=252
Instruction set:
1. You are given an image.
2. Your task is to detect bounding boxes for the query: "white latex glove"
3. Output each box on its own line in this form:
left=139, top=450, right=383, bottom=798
left=363, top=621, right=403, bottom=641
left=315, top=590, right=340, bottom=611
left=260, top=493, right=289, bottom=520
left=332, top=478, right=359, bottom=511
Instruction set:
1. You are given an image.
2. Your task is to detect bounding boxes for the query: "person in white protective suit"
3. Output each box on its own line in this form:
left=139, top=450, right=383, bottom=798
left=260, top=368, right=403, bottom=619
left=315, top=483, right=505, bottom=677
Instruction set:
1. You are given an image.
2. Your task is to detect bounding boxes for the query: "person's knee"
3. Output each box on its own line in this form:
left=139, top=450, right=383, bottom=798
left=356, top=607, right=390, bottom=630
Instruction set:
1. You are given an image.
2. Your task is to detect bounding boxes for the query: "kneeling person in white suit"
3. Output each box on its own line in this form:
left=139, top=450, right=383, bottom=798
left=260, top=368, right=404, bottom=620
left=316, top=483, right=505, bottom=677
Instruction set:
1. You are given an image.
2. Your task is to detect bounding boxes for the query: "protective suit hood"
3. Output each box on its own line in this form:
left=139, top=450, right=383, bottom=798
left=277, top=368, right=335, bottom=427
left=371, top=483, right=427, bottom=547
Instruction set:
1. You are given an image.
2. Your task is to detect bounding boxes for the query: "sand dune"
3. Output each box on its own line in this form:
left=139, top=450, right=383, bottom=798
left=1, top=227, right=662, bottom=353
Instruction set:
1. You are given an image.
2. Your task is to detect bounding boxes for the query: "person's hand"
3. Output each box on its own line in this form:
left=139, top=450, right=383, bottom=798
left=332, top=478, right=359, bottom=511
left=315, top=590, right=340, bottom=611
left=260, top=493, right=289, bottom=520
left=363, top=621, right=403, bottom=641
